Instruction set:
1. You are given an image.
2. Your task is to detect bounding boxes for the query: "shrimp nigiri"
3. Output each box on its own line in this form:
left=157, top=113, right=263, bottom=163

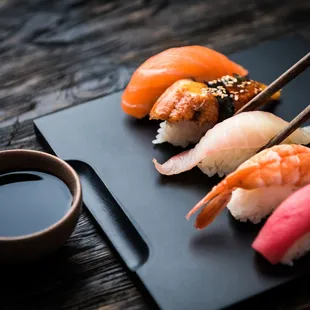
left=153, top=111, right=310, bottom=177
left=252, top=184, right=310, bottom=266
left=149, top=75, right=281, bottom=147
left=186, top=144, right=310, bottom=230
left=121, top=46, right=248, bottom=119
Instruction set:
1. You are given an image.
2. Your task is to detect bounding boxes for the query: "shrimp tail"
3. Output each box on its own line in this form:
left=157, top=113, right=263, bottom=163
left=186, top=182, right=229, bottom=220
left=186, top=161, right=259, bottom=227
left=194, top=191, right=233, bottom=229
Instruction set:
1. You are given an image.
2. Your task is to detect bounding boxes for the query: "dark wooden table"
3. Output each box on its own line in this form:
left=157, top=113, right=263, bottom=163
left=0, top=1, right=310, bottom=309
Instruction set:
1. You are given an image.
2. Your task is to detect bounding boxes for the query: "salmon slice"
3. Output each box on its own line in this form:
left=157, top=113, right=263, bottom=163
left=121, top=45, right=248, bottom=119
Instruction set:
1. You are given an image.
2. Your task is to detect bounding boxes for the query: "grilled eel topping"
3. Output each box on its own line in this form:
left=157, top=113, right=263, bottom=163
left=149, top=74, right=281, bottom=126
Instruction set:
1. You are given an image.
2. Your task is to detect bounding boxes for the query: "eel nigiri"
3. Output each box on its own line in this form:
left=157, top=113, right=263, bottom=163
left=121, top=46, right=248, bottom=119
left=149, top=75, right=281, bottom=147
left=153, top=111, right=310, bottom=177
left=186, top=144, right=310, bottom=230
left=252, top=184, right=310, bottom=266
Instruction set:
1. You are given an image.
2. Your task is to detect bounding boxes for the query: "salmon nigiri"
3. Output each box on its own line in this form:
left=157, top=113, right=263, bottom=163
left=252, top=184, right=310, bottom=266
left=149, top=75, right=281, bottom=147
left=186, top=144, right=310, bottom=230
left=121, top=46, right=248, bottom=119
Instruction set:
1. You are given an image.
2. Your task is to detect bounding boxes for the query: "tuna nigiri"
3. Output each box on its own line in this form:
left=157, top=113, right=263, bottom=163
left=121, top=46, right=248, bottom=119
left=253, top=184, right=310, bottom=266
left=153, top=111, right=310, bottom=177
left=149, top=75, right=281, bottom=147
left=186, top=144, right=310, bottom=230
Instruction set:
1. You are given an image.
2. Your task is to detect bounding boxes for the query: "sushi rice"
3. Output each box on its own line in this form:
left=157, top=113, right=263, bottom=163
left=197, top=148, right=258, bottom=177
left=227, top=185, right=297, bottom=224
left=152, top=120, right=213, bottom=148
left=281, top=233, right=310, bottom=266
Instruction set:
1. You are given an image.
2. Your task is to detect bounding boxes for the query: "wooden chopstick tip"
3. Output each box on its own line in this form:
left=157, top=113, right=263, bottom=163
left=235, top=52, right=310, bottom=115
left=257, top=104, right=310, bottom=153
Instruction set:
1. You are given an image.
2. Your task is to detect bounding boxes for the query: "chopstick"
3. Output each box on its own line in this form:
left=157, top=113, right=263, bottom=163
left=232, top=52, right=310, bottom=153
left=235, top=52, right=310, bottom=115
left=257, top=104, right=310, bottom=153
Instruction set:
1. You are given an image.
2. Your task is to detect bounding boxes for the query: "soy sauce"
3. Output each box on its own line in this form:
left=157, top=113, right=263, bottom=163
left=0, top=170, right=72, bottom=237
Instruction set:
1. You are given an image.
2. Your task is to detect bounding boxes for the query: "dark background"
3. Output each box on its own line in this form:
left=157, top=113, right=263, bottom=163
left=0, top=1, right=310, bottom=309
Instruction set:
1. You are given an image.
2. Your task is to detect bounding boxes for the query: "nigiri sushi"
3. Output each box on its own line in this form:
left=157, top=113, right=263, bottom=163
left=252, top=184, right=310, bottom=266
left=149, top=75, right=281, bottom=147
left=121, top=45, right=248, bottom=119
left=153, top=111, right=310, bottom=177
left=186, top=144, right=310, bottom=230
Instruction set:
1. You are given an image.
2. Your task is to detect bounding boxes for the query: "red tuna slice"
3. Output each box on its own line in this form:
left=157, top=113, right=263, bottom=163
left=252, top=184, right=310, bottom=265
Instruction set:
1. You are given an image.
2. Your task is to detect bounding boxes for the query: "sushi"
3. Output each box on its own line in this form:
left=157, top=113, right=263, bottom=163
left=149, top=75, right=281, bottom=147
left=153, top=111, right=310, bottom=177
left=252, top=184, right=310, bottom=266
left=121, top=45, right=248, bottom=119
left=185, top=144, right=310, bottom=230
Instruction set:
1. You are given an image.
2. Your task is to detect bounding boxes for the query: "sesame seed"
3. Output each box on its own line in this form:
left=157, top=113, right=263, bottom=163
left=240, top=89, right=244, bottom=93
left=234, top=95, right=239, bottom=101
left=247, top=81, right=251, bottom=85
left=230, top=94, right=234, bottom=98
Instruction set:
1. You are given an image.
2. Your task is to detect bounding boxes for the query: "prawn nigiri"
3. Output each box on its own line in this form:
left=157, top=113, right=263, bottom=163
left=252, top=184, right=310, bottom=266
left=153, top=111, right=310, bottom=177
left=149, top=75, right=281, bottom=147
left=186, top=144, right=310, bottom=230
left=121, top=46, right=248, bottom=119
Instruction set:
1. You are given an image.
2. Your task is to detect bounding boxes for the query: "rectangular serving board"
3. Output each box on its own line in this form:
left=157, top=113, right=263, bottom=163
left=34, top=34, right=310, bottom=310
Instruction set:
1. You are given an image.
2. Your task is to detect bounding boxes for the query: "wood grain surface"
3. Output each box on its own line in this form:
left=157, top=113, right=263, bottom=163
left=0, top=0, right=310, bottom=309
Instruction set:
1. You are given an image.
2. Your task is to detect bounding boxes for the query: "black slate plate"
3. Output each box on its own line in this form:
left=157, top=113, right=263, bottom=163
left=34, top=34, right=310, bottom=310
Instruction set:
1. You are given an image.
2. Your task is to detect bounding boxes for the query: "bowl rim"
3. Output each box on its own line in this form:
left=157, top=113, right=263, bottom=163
left=0, top=149, right=82, bottom=242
